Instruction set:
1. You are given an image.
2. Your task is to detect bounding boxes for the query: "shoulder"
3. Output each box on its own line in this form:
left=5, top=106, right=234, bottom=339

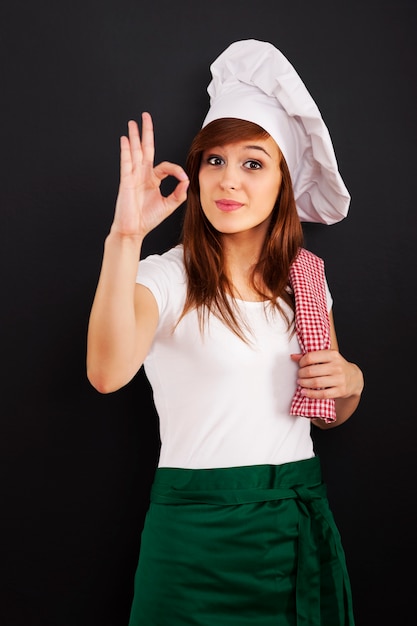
left=292, top=247, right=326, bottom=274
left=293, top=248, right=332, bottom=310
left=138, top=245, right=186, bottom=280
left=296, top=247, right=324, bottom=265
left=141, top=243, right=184, bottom=266
left=136, top=245, right=186, bottom=318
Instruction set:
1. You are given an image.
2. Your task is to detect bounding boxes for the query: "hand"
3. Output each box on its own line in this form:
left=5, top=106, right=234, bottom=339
left=290, top=350, right=363, bottom=401
left=111, top=112, right=189, bottom=239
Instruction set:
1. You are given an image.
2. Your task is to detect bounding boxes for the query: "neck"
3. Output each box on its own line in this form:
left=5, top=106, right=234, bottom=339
left=220, top=220, right=268, bottom=263
left=220, top=230, right=268, bottom=301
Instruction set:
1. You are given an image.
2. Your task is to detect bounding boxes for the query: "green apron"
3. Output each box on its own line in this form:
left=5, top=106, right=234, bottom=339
left=128, top=456, right=354, bottom=625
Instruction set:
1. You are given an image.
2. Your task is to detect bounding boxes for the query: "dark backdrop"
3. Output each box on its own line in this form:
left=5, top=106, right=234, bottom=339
left=1, top=1, right=416, bottom=624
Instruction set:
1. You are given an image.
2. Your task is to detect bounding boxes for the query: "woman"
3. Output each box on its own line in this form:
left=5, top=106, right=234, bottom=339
left=87, top=40, right=363, bottom=625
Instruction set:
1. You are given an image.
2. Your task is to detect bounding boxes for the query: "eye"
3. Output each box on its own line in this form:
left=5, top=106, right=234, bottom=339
left=243, top=159, right=262, bottom=170
left=206, top=155, right=225, bottom=166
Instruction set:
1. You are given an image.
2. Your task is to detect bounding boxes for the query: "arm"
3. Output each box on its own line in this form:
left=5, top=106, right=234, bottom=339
left=86, top=113, right=189, bottom=393
left=290, top=310, right=364, bottom=429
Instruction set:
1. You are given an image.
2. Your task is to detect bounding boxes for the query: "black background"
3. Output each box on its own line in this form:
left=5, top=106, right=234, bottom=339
left=1, top=1, right=416, bottom=624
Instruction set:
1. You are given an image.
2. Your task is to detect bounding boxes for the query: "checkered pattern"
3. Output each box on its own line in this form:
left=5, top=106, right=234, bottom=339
left=288, top=248, right=336, bottom=423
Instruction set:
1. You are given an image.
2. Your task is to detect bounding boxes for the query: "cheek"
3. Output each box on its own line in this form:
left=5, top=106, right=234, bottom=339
left=198, top=173, right=214, bottom=205
left=198, top=173, right=207, bottom=198
left=260, top=180, right=281, bottom=210
left=269, top=176, right=282, bottom=204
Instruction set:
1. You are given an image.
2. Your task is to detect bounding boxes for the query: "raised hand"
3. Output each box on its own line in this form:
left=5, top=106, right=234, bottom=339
left=111, top=112, right=189, bottom=239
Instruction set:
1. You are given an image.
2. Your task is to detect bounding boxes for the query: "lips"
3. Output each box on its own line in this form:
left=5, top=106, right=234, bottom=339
left=215, top=200, right=244, bottom=212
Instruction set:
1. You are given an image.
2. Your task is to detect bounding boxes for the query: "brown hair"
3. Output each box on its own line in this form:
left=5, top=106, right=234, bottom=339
left=180, top=118, right=303, bottom=340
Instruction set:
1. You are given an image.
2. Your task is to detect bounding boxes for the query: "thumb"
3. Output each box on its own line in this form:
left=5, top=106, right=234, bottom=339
left=290, top=353, right=303, bottom=363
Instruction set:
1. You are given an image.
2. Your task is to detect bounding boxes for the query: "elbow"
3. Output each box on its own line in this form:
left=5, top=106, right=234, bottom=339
left=86, top=360, right=138, bottom=394
left=86, top=366, right=121, bottom=394
left=89, top=381, right=116, bottom=395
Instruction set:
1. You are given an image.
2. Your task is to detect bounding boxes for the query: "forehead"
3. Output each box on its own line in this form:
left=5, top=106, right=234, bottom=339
left=204, top=135, right=281, bottom=158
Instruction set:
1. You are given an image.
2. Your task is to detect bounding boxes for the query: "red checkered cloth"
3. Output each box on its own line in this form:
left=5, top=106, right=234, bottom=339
left=288, top=248, right=336, bottom=423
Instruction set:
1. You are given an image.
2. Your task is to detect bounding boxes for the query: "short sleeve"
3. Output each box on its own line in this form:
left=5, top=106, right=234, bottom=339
left=136, top=245, right=186, bottom=321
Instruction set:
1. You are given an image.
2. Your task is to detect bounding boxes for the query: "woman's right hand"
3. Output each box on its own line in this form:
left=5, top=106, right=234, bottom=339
left=111, top=112, right=189, bottom=239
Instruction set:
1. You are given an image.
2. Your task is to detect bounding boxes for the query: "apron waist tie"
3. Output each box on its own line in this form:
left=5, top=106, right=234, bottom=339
left=151, top=482, right=353, bottom=626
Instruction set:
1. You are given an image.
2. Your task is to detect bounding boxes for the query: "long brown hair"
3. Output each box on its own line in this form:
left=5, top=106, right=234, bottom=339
left=180, top=118, right=303, bottom=341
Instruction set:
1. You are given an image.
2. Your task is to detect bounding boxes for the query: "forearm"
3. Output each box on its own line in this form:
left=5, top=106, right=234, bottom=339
left=87, top=231, right=145, bottom=392
left=87, top=115, right=188, bottom=393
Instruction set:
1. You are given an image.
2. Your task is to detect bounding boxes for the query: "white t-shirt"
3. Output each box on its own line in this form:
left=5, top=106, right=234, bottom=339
left=136, top=245, right=332, bottom=470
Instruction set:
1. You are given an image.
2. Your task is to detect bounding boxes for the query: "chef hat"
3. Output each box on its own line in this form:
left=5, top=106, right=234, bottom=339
left=202, top=39, right=350, bottom=224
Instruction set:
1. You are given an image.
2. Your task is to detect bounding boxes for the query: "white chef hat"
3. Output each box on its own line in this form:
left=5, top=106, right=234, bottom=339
left=202, top=39, right=350, bottom=224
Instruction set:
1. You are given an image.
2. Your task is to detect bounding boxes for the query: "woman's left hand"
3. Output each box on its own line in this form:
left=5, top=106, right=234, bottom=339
left=290, top=350, right=364, bottom=427
left=290, top=350, right=362, bottom=401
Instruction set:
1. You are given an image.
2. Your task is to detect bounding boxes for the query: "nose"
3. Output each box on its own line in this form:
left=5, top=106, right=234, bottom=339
left=219, top=164, right=240, bottom=190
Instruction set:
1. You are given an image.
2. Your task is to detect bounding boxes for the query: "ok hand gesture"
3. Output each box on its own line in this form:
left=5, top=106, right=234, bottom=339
left=111, top=112, right=189, bottom=239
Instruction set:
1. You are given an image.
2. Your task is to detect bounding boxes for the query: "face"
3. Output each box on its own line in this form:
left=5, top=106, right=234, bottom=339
left=198, top=136, right=282, bottom=239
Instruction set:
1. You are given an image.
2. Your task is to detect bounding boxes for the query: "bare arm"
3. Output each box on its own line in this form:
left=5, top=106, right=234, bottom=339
left=290, top=310, right=364, bottom=429
left=86, top=113, right=189, bottom=393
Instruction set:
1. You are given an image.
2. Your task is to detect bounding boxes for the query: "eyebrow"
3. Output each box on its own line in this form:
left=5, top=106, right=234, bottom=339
left=204, top=144, right=273, bottom=159
left=243, top=145, right=272, bottom=158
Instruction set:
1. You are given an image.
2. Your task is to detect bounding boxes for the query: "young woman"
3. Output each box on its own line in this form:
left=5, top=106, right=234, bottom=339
left=87, top=40, right=364, bottom=625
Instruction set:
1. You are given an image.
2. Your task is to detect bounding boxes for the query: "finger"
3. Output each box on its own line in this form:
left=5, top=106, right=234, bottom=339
left=140, top=112, right=155, bottom=166
left=120, top=135, right=133, bottom=179
left=153, top=161, right=189, bottom=183
left=298, top=350, right=337, bottom=368
left=298, top=373, right=329, bottom=388
left=153, top=161, right=189, bottom=215
left=300, top=386, right=337, bottom=399
left=163, top=179, right=190, bottom=216
left=298, top=363, right=336, bottom=385
left=127, top=120, right=143, bottom=169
